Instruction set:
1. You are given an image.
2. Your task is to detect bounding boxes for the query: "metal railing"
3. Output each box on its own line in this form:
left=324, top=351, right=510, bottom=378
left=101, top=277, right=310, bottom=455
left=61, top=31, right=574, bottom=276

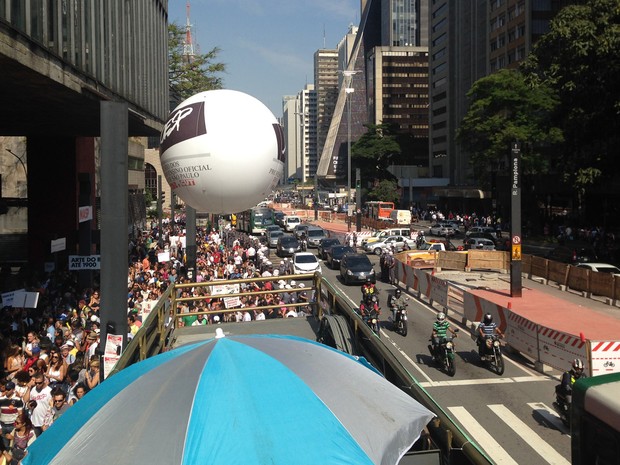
left=109, top=271, right=491, bottom=464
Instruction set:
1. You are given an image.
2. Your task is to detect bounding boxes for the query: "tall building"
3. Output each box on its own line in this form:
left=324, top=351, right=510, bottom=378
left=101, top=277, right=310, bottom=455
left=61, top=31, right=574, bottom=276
left=428, top=0, right=577, bottom=196
left=0, top=1, right=167, bottom=268
left=282, top=86, right=317, bottom=183
left=318, top=0, right=431, bottom=196
left=314, top=49, right=339, bottom=166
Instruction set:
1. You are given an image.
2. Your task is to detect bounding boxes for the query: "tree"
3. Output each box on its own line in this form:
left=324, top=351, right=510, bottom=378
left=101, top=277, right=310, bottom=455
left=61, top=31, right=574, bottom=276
left=351, top=123, right=401, bottom=184
left=168, top=23, right=226, bottom=100
left=456, top=68, right=563, bottom=188
left=521, top=0, right=620, bottom=197
left=366, top=179, right=400, bottom=204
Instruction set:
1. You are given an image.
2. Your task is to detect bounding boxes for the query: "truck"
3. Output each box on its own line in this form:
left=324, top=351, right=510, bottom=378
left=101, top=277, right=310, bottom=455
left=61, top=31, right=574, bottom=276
left=389, top=209, right=412, bottom=225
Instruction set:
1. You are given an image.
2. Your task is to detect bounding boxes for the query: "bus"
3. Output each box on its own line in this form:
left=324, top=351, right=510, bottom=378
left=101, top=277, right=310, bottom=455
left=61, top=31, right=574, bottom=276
left=236, top=207, right=275, bottom=235
left=571, top=372, right=620, bottom=465
left=365, top=201, right=395, bottom=220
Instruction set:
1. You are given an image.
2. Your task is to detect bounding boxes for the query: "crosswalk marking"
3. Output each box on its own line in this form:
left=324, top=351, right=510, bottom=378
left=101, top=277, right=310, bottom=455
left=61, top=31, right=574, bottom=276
left=447, top=406, right=519, bottom=465
left=527, top=402, right=570, bottom=436
left=488, top=404, right=570, bottom=465
left=419, top=375, right=548, bottom=388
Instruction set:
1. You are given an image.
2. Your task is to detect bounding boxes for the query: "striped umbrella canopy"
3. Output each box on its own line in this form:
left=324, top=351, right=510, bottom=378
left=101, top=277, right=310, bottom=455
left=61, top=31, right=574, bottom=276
left=23, top=334, right=434, bottom=465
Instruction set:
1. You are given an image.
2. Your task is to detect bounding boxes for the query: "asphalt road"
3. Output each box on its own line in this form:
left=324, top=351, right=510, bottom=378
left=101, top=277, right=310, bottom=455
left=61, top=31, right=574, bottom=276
left=267, top=237, right=571, bottom=465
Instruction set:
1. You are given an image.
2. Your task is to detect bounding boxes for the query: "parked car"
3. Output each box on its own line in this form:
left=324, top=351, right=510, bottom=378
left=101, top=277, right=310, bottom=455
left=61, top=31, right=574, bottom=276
left=364, top=235, right=415, bottom=255
left=326, top=245, right=355, bottom=269
left=305, top=227, right=327, bottom=248
left=340, top=253, right=376, bottom=285
left=267, top=230, right=285, bottom=248
left=575, top=262, right=620, bottom=276
left=546, top=243, right=598, bottom=265
left=276, top=235, right=301, bottom=257
left=463, top=237, right=496, bottom=250
left=429, top=223, right=456, bottom=237
left=291, top=252, right=322, bottom=275
left=317, top=238, right=341, bottom=260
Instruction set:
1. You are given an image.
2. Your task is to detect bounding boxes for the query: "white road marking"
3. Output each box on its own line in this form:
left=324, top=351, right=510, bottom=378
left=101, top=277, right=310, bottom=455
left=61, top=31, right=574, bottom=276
left=447, top=406, right=519, bottom=465
left=527, top=402, right=570, bottom=436
left=489, top=404, right=570, bottom=465
left=383, top=333, right=434, bottom=384
left=419, top=376, right=550, bottom=388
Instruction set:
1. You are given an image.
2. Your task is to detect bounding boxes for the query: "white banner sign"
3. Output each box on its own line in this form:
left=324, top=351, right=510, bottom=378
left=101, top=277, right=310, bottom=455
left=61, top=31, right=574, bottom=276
left=68, top=255, right=101, bottom=270
left=51, top=237, right=66, bottom=253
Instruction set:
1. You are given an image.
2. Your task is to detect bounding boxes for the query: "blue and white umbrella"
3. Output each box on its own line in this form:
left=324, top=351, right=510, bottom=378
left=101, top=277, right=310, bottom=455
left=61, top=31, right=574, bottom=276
left=24, top=334, right=433, bottom=465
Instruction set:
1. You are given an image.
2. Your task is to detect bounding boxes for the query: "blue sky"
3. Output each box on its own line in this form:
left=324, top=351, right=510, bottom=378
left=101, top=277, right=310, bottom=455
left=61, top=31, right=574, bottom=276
left=168, top=0, right=360, bottom=118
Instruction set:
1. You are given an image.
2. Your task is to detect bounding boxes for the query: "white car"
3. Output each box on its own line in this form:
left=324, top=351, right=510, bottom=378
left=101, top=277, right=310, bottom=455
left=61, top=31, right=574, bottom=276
left=575, top=262, right=620, bottom=276
left=429, top=223, right=456, bottom=236
left=463, top=237, right=496, bottom=250
left=291, top=252, right=322, bottom=275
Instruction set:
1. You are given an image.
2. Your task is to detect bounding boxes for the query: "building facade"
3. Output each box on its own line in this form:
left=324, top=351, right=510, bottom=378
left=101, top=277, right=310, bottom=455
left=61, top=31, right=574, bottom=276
left=0, top=0, right=168, bottom=271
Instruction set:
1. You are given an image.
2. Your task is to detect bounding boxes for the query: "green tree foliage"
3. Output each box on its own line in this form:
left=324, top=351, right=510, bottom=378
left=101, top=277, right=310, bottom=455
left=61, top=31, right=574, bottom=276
left=521, top=0, right=620, bottom=193
left=168, top=23, right=226, bottom=100
left=351, top=123, right=401, bottom=183
left=366, top=179, right=400, bottom=204
left=456, top=68, right=563, bottom=188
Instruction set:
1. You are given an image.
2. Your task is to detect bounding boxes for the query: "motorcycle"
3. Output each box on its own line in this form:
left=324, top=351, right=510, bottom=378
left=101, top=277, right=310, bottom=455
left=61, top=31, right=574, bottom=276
left=552, top=389, right=571, bottom=428
left=480, top=334, right=504, bottom=375
left=361, top=302, right=381, bottom=338
left=389, top=298, right=409, bottom=337
left=429, top=328, right=459, bottom=376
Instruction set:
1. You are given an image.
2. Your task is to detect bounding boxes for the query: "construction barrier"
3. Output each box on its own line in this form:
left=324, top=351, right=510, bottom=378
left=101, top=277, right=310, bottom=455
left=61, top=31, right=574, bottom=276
left=394, top=254, right=619, bottom=377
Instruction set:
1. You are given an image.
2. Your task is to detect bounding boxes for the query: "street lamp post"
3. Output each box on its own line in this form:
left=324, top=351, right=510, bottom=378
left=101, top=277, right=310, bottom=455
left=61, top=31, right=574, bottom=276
left=342, top=70, right=358, bottom=231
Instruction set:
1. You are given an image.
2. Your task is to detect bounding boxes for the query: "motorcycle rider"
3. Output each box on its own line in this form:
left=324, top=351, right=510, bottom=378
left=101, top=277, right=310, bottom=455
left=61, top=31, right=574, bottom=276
left=359, top=294, right=380, bottom=319
left=299, top=232, right=308, bottom=251
left=361, top=278, right=377, bottom=305
left=477, top=313, right=504, bottom=360
left=430, top=312, right=457, bottom=360
left=388, top=289, right=408, bottom=323
left=556, top=358, right=586, bottom=407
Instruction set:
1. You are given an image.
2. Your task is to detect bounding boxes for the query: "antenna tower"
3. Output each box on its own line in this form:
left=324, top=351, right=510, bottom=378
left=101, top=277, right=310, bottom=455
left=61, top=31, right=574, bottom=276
left=182, top=1, right=195, bottom=62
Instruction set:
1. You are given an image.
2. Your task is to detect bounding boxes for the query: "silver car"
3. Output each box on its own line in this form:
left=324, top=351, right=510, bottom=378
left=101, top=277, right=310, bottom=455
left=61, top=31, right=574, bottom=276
left=267, top=230, right=285, bottom=248
left=305, top=227, right=327, bottom=247
left=363, top=235, right=415, bottom=255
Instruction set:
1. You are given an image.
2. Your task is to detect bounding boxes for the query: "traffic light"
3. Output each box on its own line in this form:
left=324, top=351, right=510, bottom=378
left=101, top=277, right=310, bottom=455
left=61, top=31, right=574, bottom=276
left=160, top=192, right=166, bottom=204
left=355, top=179, right=361, bottom=189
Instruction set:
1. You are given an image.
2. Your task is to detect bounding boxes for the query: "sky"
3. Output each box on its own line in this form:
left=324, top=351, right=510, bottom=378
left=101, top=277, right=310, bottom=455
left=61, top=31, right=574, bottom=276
left=168, top=0, right=360, bottom=118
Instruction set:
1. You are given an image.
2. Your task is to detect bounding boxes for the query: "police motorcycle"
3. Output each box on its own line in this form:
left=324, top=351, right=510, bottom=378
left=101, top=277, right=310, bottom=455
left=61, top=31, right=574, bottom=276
left=387, top=289, right=409, bottom=336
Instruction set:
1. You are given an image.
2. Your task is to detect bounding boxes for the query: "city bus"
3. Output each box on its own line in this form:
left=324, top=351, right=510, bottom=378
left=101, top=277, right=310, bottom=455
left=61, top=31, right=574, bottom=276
left=571, top=371, right=620, bottom=465
left=365, top=201, right=395, bottom=220
left=236, top=207, right=275, bottom=235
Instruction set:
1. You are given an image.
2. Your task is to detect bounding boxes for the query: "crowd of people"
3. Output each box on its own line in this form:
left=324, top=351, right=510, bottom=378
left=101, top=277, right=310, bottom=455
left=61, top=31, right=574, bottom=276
left=0, top=220, right=313, bottom=463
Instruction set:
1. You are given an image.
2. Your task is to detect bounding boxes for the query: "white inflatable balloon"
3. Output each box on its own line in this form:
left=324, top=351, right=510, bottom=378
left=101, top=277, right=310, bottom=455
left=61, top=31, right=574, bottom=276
left=159, top=90, right=285, bottom=214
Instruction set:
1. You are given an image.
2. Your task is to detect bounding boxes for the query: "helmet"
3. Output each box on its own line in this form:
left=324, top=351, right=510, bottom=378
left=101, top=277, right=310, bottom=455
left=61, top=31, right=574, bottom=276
left=436, top=312, right=446, bottom=322
left=366, top=277, right=372, bottom=283
left=572, top=359, right=584, bottom=373
left=371, top=295, right=378, bottom=303
left=483, top=313, right=493, bottom=325
left=394, top=289, right=402, bottom=298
